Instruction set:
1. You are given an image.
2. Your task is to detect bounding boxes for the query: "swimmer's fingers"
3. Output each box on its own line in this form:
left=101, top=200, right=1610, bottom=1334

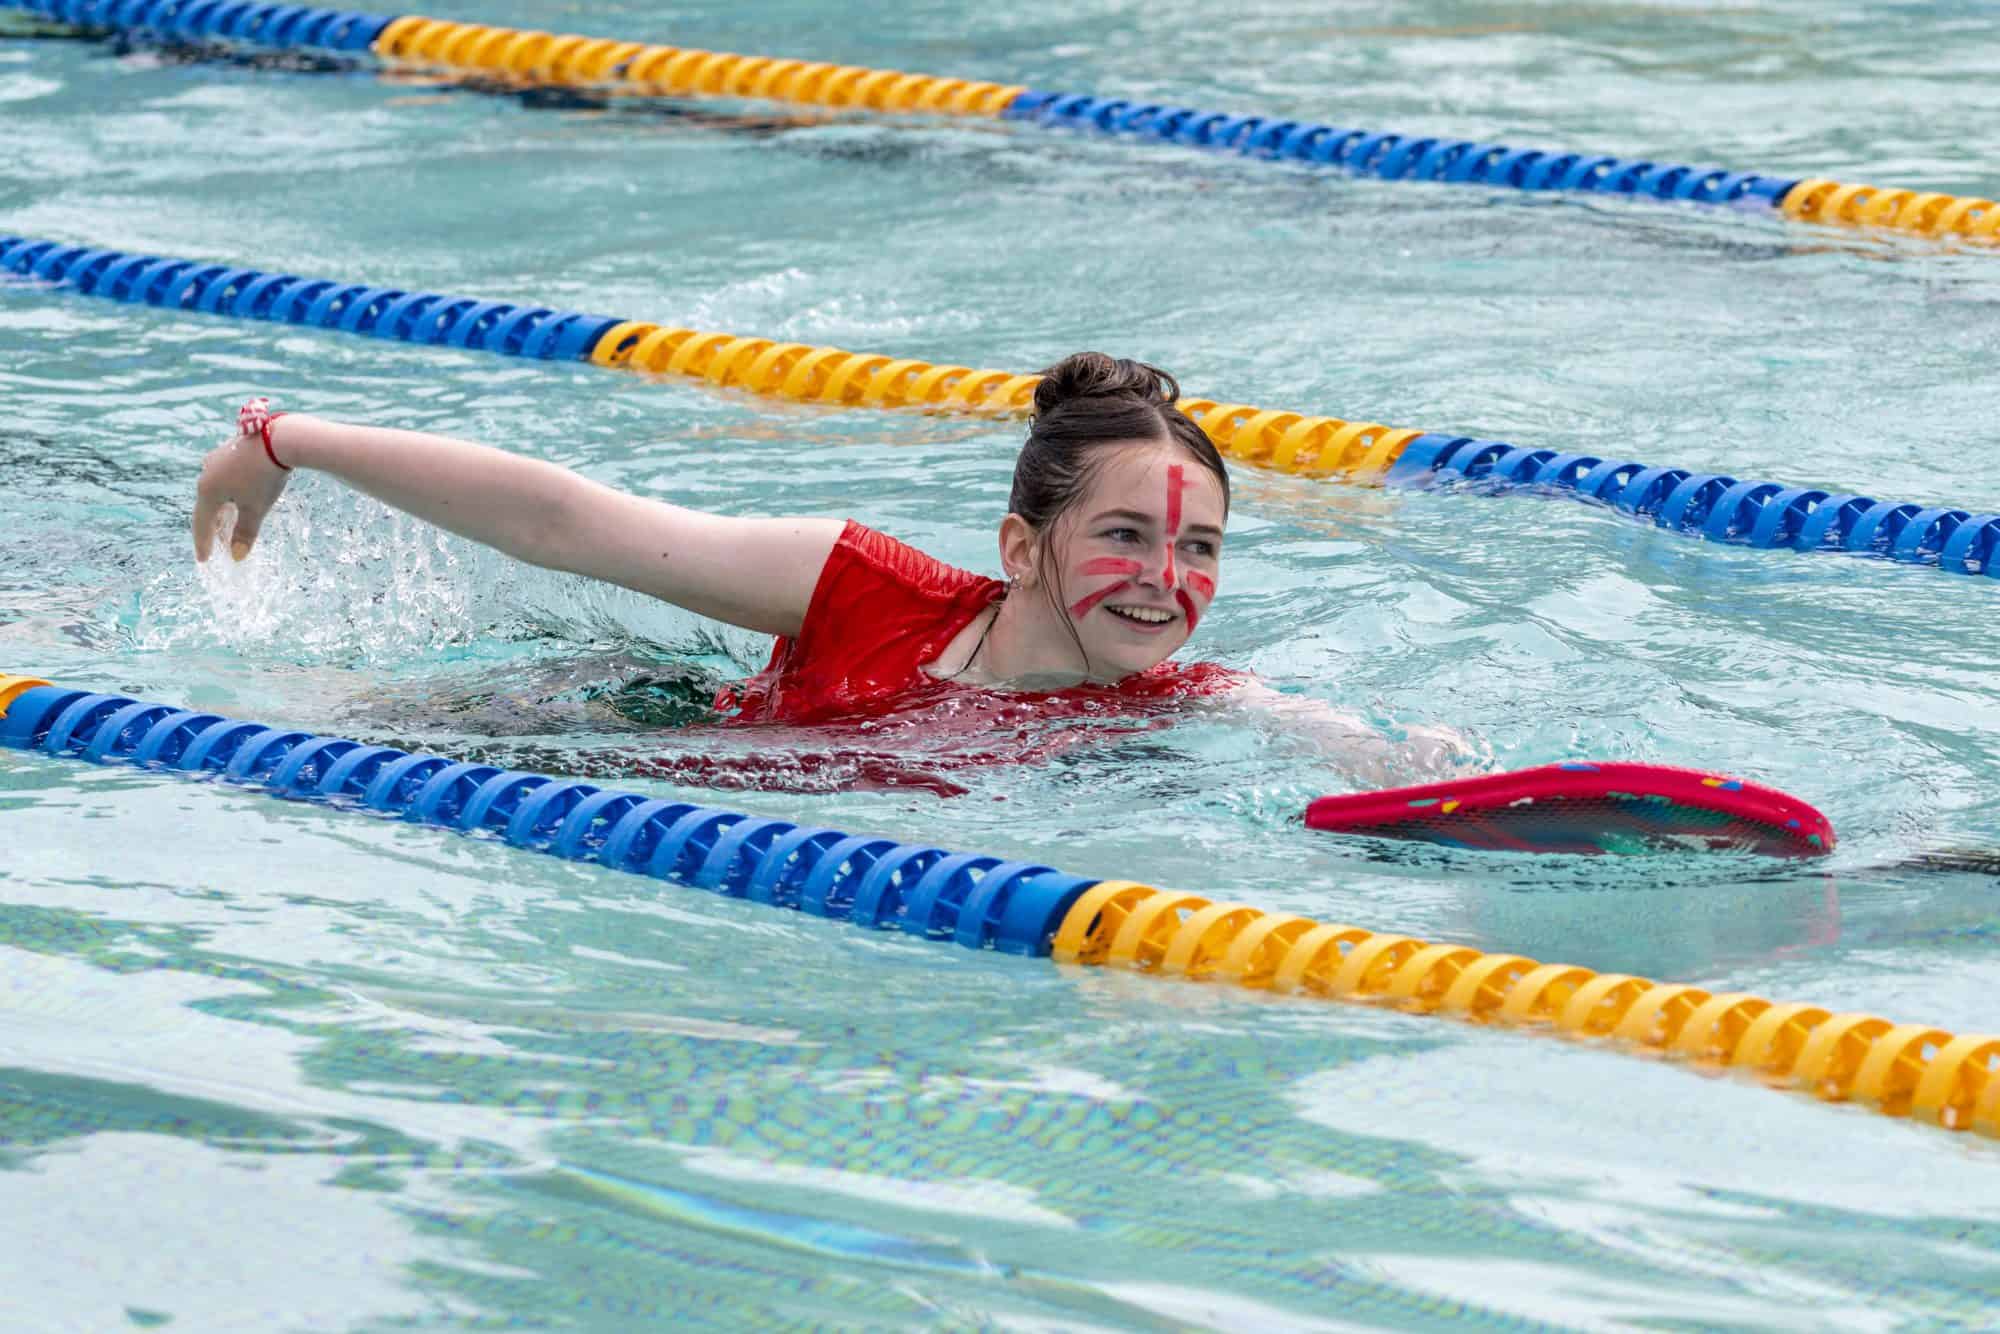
left=192, top=457, right=224, bottom=563
left=193, top=432, right=286, bottom=563
left=228, top=501, right=263, bottom=562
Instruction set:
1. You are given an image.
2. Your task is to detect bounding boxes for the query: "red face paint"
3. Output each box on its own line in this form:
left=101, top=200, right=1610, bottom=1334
left=1161, top=463, right=1188, bottom=589
left=1174, top=588, right=1200, bottom=633
left=1178, top=572, right=1215, bottom=635
left=1071, top=559, right=1142, bottom=619
left=1165, top=464, right=1188, bottom=536
left=1068, top=580, right=1129, bottom=620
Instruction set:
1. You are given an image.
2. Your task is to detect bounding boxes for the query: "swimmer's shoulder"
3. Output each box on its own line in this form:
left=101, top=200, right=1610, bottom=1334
left=835, top=522, right=996, bottom=600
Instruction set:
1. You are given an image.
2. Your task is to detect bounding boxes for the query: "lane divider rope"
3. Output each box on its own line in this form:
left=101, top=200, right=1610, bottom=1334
left=4, top=674, right=1995, bottom=1137
left=1780, top=178, right=2000, bottom=244
left=372, top=13, right=1024, bottom=116
left=4, top=0, right=1993, bottom=247
left=7, top=232, right=1999, bottom=584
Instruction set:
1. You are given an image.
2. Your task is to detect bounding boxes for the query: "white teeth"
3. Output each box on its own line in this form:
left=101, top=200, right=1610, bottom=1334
left=1107, top=604, right=1174, bottom=624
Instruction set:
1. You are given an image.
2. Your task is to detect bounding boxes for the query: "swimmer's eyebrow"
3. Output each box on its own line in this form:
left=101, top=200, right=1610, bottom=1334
left=1088, top=508, right=1225, bottom=539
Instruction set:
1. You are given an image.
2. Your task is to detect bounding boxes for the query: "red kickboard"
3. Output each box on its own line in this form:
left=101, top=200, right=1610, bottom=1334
left=1304, top=762, right=1835, bottom=857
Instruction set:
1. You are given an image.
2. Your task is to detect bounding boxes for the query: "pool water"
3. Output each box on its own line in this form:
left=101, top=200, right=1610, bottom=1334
left=6, top=1, right=2000, bottom=1326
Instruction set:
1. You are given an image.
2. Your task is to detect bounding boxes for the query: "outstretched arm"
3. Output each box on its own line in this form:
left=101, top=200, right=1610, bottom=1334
left=193, top=414, right=842, bottom=638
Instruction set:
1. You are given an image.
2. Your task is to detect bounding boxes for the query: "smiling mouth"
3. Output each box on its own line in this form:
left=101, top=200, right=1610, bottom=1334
left=1105, top=603, right=1176, bottom=627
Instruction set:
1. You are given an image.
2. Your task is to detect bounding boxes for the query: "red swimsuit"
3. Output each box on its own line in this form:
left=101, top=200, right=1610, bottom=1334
left=719, top=521, right=1242, bottom=726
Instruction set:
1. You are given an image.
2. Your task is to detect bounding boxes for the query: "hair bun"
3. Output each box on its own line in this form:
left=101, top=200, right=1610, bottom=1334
left=1032, top=351, right=1181, bottom=417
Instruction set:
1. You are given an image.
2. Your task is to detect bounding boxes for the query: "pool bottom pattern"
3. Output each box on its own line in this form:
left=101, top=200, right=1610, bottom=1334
left=3, top=672, right=1995, bottom=1139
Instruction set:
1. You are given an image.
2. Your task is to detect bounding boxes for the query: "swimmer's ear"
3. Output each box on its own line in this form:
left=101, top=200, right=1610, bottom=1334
left=997, top=512, right=1040, bottom=587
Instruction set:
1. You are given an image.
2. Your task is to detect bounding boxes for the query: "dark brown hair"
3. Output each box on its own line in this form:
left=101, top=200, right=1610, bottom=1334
left=1003, top=352, right=1230, bottom=673
left=1010, top=352, right=1230, bottom=532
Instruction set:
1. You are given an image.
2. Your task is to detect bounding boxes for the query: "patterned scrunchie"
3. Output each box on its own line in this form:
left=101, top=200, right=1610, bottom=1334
left=237, top=397, right=289, bottom=470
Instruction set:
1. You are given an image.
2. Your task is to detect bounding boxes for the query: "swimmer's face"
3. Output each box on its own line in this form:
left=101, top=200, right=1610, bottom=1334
left=1047, top=442, right=1226, bottom=677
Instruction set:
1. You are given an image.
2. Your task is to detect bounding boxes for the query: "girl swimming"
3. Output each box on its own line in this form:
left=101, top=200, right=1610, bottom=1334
left=193, top=352, right=1476, bottom=780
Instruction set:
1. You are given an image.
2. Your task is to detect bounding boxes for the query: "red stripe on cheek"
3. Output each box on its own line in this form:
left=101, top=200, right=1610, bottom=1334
left=1078, top=558, right=1143, bottom=577
left=1068, top=580, right=1129, bottom=619
left=1177, top=571, right=1216, bottom=633
left=1175, top=588, right=1200, bottom=633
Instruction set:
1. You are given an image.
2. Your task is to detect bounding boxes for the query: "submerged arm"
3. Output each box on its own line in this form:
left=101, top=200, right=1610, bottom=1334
left=1229, top=680, right=1491, bottom=788
left=193, top=415, right=841, bottom=637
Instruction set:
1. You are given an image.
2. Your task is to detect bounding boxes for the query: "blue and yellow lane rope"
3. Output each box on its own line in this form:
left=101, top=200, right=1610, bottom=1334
left=8, top=232, right=2000, bottom=586
left=4, top=673, right=1996, bottom=1138
left=3, top=0, right=1996, bottom=248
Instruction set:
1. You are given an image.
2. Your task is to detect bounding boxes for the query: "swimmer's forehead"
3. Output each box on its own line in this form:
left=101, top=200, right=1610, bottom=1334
left=1079, top=443, right=1227, bottom=534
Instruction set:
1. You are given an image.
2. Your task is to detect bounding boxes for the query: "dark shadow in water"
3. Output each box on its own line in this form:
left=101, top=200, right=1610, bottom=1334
left=0, top=430, right=183, bottom=511
left=339, top=653, right=982, bottom=796
left=0, top=1066, right=309, bottom=1158
left=62, top=29, right=843, bottom=138
left=352, top=654, right=731, bottom=739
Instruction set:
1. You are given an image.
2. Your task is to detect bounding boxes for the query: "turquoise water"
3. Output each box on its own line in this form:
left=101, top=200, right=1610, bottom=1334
left=7, top=1, right=2000, bottom=1326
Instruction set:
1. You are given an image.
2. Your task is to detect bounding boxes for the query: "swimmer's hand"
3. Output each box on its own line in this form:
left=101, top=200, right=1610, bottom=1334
left=192, top=428, right=291, bottom=562
left=1234, top=681, right=1492, bottom=787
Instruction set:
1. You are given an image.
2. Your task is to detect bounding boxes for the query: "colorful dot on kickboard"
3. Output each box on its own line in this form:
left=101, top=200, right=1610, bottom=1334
left=1807, top=833, right=1823, bottom=848
left=1441, top=800, right=1460, bottom=814
left=1408, top=797, right=1440, bottom=807
left=1787, top=818, right=1800, bottom=829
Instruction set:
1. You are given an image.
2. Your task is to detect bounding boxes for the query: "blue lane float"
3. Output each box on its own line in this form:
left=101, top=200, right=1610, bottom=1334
left=2, top=0, right=389, bottom=50
left=1003, top=91, right=1798, bottom=212
left=0, top=235, right=618, bottom=361
left=0, top=684, right=1097, bottom=954
left=1384, top=435, right=2000, bottom=576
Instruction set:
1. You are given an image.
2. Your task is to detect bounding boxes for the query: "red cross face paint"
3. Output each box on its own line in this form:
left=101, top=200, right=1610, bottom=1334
left=1049, top=443, right=1228, bottom=679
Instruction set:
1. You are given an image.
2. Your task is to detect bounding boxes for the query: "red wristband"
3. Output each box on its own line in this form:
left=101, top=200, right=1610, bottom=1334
left=260, top=413, right=290, bottom=471
left=237, top=397, right=291, bottom=471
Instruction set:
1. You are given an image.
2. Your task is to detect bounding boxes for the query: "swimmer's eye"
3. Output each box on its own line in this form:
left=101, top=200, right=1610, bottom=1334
left=1183, top=539, right=1218, bottom=558
left=1101, top=527, right=1143, bottom=544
